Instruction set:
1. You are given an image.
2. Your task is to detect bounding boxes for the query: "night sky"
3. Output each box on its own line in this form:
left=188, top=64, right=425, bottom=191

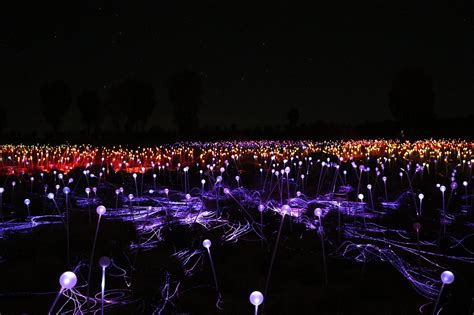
left=1, top=1, right=473, bottom=133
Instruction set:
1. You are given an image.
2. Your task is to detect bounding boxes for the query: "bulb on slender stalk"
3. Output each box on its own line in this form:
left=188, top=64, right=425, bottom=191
left=432, top=271, right=454, bottom=315
left=99, top=256, right=111, bottom=315
left=48, top=271, right=77, bottom=315
left=203, top=239, right=222, bottom=303
left=463, top=181, right=468, bottom=206
left=382, top=176, right=388, bottom=201
left=249, top=291, right=264, bottom=315
left=418, top=194, right=424, bottom=217
left=24, top=198, right=31, bottom=217
left=263, top=204, right=289, bottom=305
left=87, top=205, right=106, bottom=308
left=440, top=185, right=446, bottom=236
left=367, top=184, right=374, bottom=210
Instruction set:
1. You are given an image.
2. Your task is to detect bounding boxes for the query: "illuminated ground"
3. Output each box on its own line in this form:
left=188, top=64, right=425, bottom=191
left=0, top=140, right=473, bottom=314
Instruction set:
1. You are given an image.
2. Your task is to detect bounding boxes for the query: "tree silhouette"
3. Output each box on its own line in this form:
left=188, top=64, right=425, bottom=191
left=105, top=79, right=156, bottom=133
left=389, top=66, right=435, bottom=134
left=39, top=80, right=72, bottom=132
left=77, top=88, right=103, bottom=137
left=167, top=71, right=203, bottom=138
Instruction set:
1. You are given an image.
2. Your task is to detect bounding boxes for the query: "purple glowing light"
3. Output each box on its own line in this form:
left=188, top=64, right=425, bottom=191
left=440, top=271, right=454, bottom=284
left=249, top=291, right=264, bottom=306
left=99, top=256, right=111, bottom=268
left=203, top=239, right=212, bottom=249
left=59, top=271, right=77, bottom=289
left=96, top=205, right=106, bottom=216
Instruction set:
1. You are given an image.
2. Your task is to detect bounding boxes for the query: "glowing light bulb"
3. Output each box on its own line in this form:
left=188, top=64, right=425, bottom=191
left=24, top=198, right=30, bottom=206
left=63, top=187, right=70, bottom=194
left=164, top=188, right=169, bottom=195
left=201, top=179, right=206, bottom=185
left=463, top=181, right=468, bottom=187
left=382, top=176, right=387, bottom=182
left=224, top=188, right=230, bottom=194
left=99, top=256, right=111, bottom=268
left=203, top=239, right=211, bottom=248
left=258, top=204, right=265, bottom=212
left=249, top=291, right=264, bottom=306
left=418, top=193, right=424, bottom=200
left=281, top=204, right=290, bottom=215
left=132, top=173, right=137, bottom=179
left=85, top=187, right=91, bottom=194
left=440, top=185, right=446, bottom=192
left=96, top=205, right=106, bottom=216
left=367, top=184, right=372, bottom=190
left=440, top=271, right=454, bottom=284
left=358, top=193, right=364, bottom=201
left=0, top=187, right=4, bottom=194
left=128, top=194, right=134, bottom=200
left=314, top=207, right=322, bottom=217
left=47, top=193, right=55, bottom=200
left=59, top=271, right=77, bottom=289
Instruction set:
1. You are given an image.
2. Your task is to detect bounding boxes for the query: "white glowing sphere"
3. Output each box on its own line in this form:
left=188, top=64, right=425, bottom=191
left=440, top=271, right=454, bottom=284
left=68, top=178, right=74, bottom=184
left=463, top=181, right=468, bottom=187
left=418, top=193, right=424, bottom=200
left=358, top=193, right=364, bottom=201
left=440, top=185, right=446, bottom=192
left=12, top=181, right=16, bottom=187
left=203, top=239, right=212, bottom=249
left=85, top=187, right=91, bottom=194
left=186, top=194, right=191, bottom=200
left=451, top=182, right=458, bottom=190
left=47, top=193, right=55, bottom=200
left=367, top=184, right=372, bottom=190
left=153, top=173, right=157, bottom=178
left=216, top=176, right=222, bottom=182
left=399, top=172, right=403, bottom=177
left=24, top=199, right=30, bottom=206
left=55, top=184, right=60, bottom=190
left=284, top=167, right=290, bottom=174
left=281, top=204, right=291, bottom=215
left=258, top=204, right=265, bottom=212
left=99, top=256, right=111, bottom=268
left=235, top=176, right=240, bottom=181
left=296, top=191, right=301, bottom=197
left=201, top=179, right=206, bottom=185
left=149, top=189, right=154, bottom=194
left=115, top=189, right=120, bottom=195
left=96, top=205, right=106, bottom=216
left=224, top=188, right=230, bottom=194
left=164, top=188, right=169, bottom=194
left=314, top=208, right=322, bottom=217
left=30, top=176, right=35, bottom=181
left=132, top=173, right=137, bottom=179
left=63, top=187, right=70, bottom=195
left=120, top=187, right=124, bottom=193
left=436, top=183, right=441, bottom=188
left=249, top=291, right=264, bottom=306
left=382, top=176, right=387, bottom=182
left=0, top=187, right=4, bottom=194
left=92, top=187, right=97, bottom=193
left=59, top=271, right=77, bottom=289
left=220, top=167, right=225, bottom=173
left=128, top=194, right=134, bottom=200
